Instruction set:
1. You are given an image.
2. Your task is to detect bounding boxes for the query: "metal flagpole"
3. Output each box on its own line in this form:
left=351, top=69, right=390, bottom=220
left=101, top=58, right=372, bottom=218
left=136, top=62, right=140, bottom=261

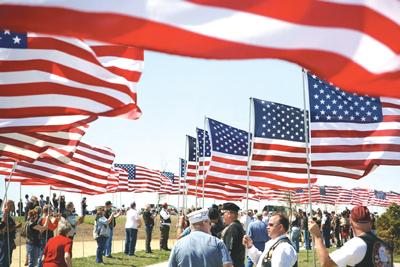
left=2, top=161, right=17, bottom=267
left=194, top=131, right=200, bottom=209
left=302, top=68, right=316, bottom=267
left=202, top=117, right=207, bottom=208
left=183, top=137, right=189, bottom=213
left=19, top=182, right=22, bottom=267
left=245, top=97, right=253, bottom=211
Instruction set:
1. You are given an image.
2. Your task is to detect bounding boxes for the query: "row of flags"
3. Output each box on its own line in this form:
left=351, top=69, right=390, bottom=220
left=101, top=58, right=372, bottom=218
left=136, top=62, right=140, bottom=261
left=183, top=73, right=400, bottom=191
left=0, top=1, right=399, bottom=98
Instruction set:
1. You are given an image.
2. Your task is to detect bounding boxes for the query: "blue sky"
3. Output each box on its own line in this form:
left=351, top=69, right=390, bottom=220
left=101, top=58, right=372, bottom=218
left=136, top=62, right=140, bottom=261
left=2, top=51, right=399, bottom=208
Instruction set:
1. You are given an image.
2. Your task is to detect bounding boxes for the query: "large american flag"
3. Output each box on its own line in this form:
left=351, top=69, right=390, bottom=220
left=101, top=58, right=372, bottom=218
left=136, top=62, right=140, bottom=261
left=335, top=187, right=353, bottom=205
left=252, top=97, right=373, bottom=180
left=1, top=2, right=399, bottom=98
left=159, top=171, right=174, bottom=195
left=0, top=30, right=143, bottom=133
left=206, top=117, right=309, bottom=189
left=0, top=125, right=88, bottom=163
left=186, top=181, right=250, bottom=202
left=115, top=164, right=161, bottom=193
left=351, top=188, right=370, bottom=206
left=114, top=167, right=129, bottom=192
left=106, top=167, right=120, bottom=193
left=2, top=142, right=115, bottom=194
left=309, top=73, right=400, bottom=169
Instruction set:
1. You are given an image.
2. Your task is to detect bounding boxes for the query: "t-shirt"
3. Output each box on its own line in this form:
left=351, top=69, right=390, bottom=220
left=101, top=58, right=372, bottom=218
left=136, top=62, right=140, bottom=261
left=125, top=209, right=139, bottom=229
left=329, top=237, right=367, bottom=267
left=248, top=234, right=297, bottom=267
left=168, top=230, right=232, bottom=267
left=43, top=235, right=72, bottom=267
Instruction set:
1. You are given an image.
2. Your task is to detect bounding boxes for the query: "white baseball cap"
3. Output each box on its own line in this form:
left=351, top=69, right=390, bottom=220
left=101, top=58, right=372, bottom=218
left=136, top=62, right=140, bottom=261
left=188, top=209, right=209, bottom=224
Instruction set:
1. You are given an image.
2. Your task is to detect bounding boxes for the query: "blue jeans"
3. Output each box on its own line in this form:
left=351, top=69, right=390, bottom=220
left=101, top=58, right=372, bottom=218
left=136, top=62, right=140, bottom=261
left=291, top=227, right=300, bottom=253
left=96, top=236, right=107, bottom=263
left=303, top=230, right=311, bottom=250
left=124, top=228, right=138, bottom=256
left=26, top=243, right=40, bottom=267
left=104, top=227, right=113, bottom=256
left=0, top=238, right=13, bottom=267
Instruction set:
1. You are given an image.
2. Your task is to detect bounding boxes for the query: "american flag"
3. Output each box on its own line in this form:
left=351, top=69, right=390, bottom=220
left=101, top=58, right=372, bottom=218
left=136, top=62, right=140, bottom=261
left=253, top=187, right=292, bottom=202
left=2, top=142, right=115, bottom=194
left=206, top=117, right=307, bottom=189
left=252, top=97, right=373, bottom=180
left=351, top=188, right=370, bottom=206
left=106, top=167, right=120, bottom=193
left=2, top=2, right=399, bottom=98
left=159, top=171, right=174, bottom=195
left=309, top=73, right=400, bottom=169
left=386, top=191, right=400, bottom=206
left=114, top=167, right=129, bottom=192
left=318, top=186, right=339, bottom=205
left=292, top=187, right=320, bottom=204
left=186, top=181, right=249, bottom=202
left=196, top=128, right=211, bottom=177
left=115, top=164, right=161, bottom=193
left=0, top=30, right=143, bottom=133
left=368, top=190, right=388, bottom=207
left=0, top=125, right=88, bottom=163
left=186, top=135, right=197, bottom=179
left=335, top=187, right=353, bottom=205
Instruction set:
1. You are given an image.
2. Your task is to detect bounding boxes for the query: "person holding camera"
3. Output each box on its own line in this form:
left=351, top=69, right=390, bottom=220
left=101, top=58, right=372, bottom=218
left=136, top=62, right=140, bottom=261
left=104, top=201, right=120, bottom=258
left=143, top=204, right=156, bottom=253
left=94, top=207, right=115, bottom=264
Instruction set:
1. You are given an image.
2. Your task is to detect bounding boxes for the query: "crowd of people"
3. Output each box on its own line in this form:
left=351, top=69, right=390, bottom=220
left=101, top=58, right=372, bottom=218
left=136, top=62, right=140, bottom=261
left=0, top=194, right=395, bottom=267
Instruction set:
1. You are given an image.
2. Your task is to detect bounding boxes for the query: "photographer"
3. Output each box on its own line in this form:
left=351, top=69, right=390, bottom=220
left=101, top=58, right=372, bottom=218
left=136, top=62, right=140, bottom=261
left=104, top=201, right=121, bottom=258
left=143, top=204, right=156, bottom=253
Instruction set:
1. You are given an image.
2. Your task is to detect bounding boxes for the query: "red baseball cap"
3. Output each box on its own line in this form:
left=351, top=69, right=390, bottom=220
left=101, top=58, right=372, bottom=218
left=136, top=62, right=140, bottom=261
left=350, top=205, right=371, bottom=223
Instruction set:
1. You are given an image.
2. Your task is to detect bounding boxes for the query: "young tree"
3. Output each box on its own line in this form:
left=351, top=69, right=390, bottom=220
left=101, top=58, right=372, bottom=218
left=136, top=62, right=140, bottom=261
left=376, top=203, right=400, bottom=254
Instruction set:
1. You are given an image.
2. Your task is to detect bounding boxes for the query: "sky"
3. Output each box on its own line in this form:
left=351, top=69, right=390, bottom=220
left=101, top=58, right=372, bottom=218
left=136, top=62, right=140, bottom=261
left=1, top=51, right=399, bottom=211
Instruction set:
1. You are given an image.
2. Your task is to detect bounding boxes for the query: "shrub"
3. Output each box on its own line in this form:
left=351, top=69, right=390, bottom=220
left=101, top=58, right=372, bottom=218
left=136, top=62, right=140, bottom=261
left=376, top=203, right=400, bottom=255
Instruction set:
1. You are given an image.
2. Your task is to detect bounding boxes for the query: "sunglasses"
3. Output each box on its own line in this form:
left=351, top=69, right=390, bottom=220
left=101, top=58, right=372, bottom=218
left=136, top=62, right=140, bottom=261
left=268, top=223, right=280, bottom=227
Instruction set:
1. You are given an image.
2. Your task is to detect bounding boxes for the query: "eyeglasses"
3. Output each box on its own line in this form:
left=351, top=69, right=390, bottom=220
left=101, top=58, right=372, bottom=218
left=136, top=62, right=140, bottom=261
left=268, top=223, right=280, bottom=227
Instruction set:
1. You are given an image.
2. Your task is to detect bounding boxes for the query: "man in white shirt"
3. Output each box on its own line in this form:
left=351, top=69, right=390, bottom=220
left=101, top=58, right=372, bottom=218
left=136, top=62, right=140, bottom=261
left=309, top=205, right=392, bottom=267
left=124, top=202, right=141, bottom=256
left=243, top=212, right=297, bottom=267
left=159, top=203, right=171, bottom=251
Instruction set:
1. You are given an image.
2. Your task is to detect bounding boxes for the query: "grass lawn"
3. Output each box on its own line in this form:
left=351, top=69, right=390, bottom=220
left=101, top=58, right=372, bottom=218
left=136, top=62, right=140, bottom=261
left=73, top=250, right=170, bottom=267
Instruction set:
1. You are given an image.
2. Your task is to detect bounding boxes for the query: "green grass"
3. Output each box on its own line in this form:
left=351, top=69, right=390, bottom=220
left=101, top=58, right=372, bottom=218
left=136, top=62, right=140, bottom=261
left=73, top=250, right=171, bottom=267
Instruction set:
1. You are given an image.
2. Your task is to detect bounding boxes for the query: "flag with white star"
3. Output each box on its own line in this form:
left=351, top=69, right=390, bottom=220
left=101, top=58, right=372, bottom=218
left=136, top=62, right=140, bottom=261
left=0, top=29, right=143, bottom=133
left=308, top=73, right=400, bottom=167
left=186, top=135, right=198, bottom=180
left=196, top=128, right=211, bottom=178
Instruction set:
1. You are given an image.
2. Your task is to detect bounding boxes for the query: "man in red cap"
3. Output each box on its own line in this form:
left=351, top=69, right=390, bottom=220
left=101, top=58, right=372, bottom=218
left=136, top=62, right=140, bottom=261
left=309, top=205, right=392, bottom=267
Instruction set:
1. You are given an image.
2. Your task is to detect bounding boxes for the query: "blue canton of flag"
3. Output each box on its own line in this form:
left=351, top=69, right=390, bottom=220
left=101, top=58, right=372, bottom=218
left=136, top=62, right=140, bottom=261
left=114, top=163, right=135, bottom=180
left=319, top=186, right=327, bottom=196
left=253, top=98, right=308, bottom=142
left=208, top=118, right=250, bottom=156
left=187, top=135, right=197, bottom=162
left=0, top=29, right=28, bottom=48
left=196, top=128, right=211, bottom=157
left=374, top=190, right=386, bottom=200
left=308, top=74, right=383, bottom=123
left=179, top=158, right=186, bottom=177
left=295, top=189, right=304, bottom=194
left=161, top=171, right=175, bottom=182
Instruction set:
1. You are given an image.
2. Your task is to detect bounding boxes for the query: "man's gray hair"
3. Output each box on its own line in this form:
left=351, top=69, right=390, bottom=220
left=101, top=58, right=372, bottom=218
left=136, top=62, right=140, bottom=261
left=58, top=221, right=72, bottom=236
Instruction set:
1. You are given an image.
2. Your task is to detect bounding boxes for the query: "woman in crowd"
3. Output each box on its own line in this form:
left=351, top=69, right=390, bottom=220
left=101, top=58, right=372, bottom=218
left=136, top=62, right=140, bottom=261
left=42, top=221, right=72, bottom=267
left=62, top=202, right=84, bottom=241
left=94, top=207, right=115, bottom=264
left=25, top=209, right=46, bottom=267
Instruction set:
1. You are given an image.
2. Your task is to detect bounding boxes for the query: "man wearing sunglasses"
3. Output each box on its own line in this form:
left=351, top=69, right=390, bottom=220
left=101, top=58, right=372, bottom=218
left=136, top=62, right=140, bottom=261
left=243, top=212, right=298, bottom=267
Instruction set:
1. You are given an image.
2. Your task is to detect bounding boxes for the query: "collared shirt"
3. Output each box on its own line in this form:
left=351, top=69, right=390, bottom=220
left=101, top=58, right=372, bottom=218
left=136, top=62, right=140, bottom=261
left=168, top=230, right=232, bottom=267
left=247, top=220, right=269, bottom=244
left=248, top=234, right=297, bottom=267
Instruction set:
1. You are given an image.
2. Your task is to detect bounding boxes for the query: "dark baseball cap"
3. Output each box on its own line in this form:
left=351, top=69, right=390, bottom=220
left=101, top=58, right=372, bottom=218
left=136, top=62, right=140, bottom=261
left=105, top=201, right=112, bottom=206
left=350, top=205, right=371, bottom=223
left=222, top=202, right=240, bottom=213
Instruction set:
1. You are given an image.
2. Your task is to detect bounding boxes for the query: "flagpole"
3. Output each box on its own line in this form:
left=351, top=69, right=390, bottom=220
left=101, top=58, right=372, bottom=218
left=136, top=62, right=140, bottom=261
left=19, top=182, right=22, bottom=267
left=194, top=131, right=200, bottom=209
left=302, top=68, right=316, bottom=267
left=202, top=117, right=207, bottom=208
left=184, top=137, right=188, bottom=213
left=245, top=97, right=253, bottom=211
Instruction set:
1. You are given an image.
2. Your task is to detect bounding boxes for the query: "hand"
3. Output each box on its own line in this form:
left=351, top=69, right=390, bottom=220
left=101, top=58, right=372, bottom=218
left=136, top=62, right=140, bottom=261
left=308, top=220, right=322, bottom=238
left=242, top=235, right=253, bottom=249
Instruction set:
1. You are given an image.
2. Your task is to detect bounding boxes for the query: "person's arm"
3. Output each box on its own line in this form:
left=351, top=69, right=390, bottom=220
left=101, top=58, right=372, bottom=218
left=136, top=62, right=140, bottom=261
left=64, top=252, right=72, bottom=267
left=309, top=220, right=337, bottom=267
left=106, top=213, right=114, bottom=224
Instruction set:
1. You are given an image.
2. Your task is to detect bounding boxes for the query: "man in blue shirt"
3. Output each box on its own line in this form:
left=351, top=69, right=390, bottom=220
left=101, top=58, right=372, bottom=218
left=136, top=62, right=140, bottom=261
left=168, top=209, right=233, bottom=267
left=246, top=212, right=269, bottom=267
